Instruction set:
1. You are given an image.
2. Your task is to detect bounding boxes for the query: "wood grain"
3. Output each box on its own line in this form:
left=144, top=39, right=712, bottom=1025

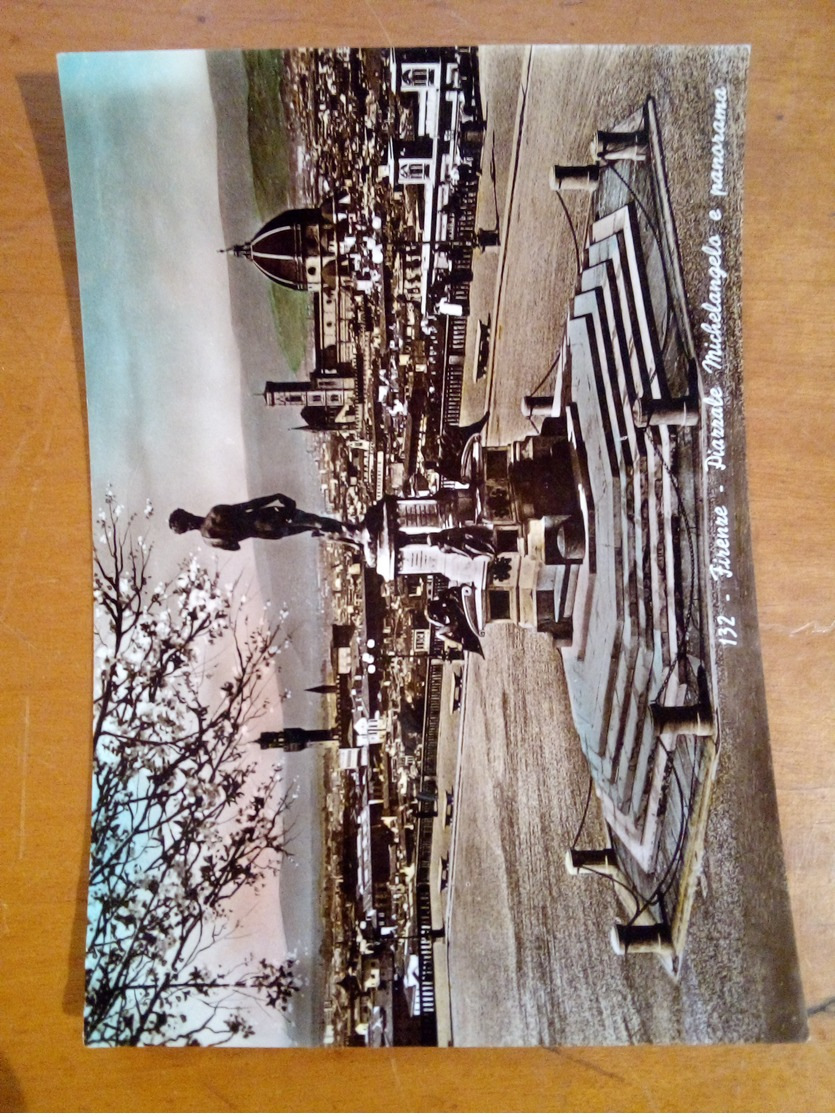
left=1, top=1, right=832, bottom=1109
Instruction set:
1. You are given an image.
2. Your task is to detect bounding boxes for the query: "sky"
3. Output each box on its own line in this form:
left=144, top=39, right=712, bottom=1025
left=59, top=51, right=250, bottom=528
left=59, top=49, right=311, bottom=1046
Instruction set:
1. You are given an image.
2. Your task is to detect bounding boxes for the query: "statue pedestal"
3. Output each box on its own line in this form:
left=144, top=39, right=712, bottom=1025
left=398, top=543, right=491, bottom=588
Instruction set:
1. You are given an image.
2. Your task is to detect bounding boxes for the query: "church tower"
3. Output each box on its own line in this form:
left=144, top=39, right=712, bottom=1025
left=263, top=375, right=356, bottom=430
left=257, top=727, right=338, bottom=752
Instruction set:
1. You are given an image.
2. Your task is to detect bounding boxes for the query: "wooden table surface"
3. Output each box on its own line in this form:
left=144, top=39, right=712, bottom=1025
left=1, top=1, right=833, bottom=1110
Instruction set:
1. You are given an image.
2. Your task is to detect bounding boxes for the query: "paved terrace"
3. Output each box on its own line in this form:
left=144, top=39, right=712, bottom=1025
left=445, top=45, right=802, bottom=1048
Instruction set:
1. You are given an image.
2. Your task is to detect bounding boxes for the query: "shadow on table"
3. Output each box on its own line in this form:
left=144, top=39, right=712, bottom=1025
left=62, top=838, right=90, bottom=1019
left=18, top=71, right=89, bottom=455
left=0, top=1049, right=26, bottom=1111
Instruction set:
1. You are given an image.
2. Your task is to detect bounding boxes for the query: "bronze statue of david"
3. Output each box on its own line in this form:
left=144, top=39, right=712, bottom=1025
left=169, top=492, right=363, bottom=551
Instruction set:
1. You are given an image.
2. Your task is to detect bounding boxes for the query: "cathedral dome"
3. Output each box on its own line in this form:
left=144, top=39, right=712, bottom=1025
left=228, top=207, right=325, bottom=290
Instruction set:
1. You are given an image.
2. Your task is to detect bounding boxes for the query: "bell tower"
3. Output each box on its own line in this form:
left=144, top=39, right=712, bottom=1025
left=257, top=727, right=338, bottom=752
left=263, top=376, right=356, bottom=431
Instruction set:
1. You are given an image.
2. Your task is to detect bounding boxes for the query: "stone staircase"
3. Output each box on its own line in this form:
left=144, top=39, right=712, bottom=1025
left=558, top=199, right=695, bottom=870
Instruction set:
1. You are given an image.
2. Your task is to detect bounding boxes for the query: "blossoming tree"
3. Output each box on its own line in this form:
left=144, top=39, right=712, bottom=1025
left=86, top=492, right=298, bottom=1046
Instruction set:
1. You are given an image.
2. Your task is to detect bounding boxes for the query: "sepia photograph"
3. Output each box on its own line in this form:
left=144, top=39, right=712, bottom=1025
left=59, top=43, right=807, bottom=1048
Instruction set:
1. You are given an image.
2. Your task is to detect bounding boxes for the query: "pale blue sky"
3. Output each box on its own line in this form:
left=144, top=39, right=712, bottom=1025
left=60, top=50, right=250, bottom=522
left=59, top=48, right=309, bottom=1046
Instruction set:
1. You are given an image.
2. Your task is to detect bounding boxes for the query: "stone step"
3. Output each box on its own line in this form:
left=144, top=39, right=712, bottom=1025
left=553, top=561, right=581, bottom=623
left=563, top=314, right=623, bottom=765
left=572, top=288, right=639, bottom=466
left=588, top=207, right=668, bottom=404
left=566, top=309, right=655, bottom=782
left=574, top=247, right=678, bottom=711
left=587, top=232, right=655, bottom=401
left=589, top=211, right=683, bottom=712
left=560, top=217, right=686, bottom=822
left=580, top=257, right=648, bottom=458
left=591, top=204, right=665, bottom=397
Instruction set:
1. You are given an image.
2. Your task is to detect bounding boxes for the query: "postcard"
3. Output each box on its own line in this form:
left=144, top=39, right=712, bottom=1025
left=59, top=44, right=807, bottom=1046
